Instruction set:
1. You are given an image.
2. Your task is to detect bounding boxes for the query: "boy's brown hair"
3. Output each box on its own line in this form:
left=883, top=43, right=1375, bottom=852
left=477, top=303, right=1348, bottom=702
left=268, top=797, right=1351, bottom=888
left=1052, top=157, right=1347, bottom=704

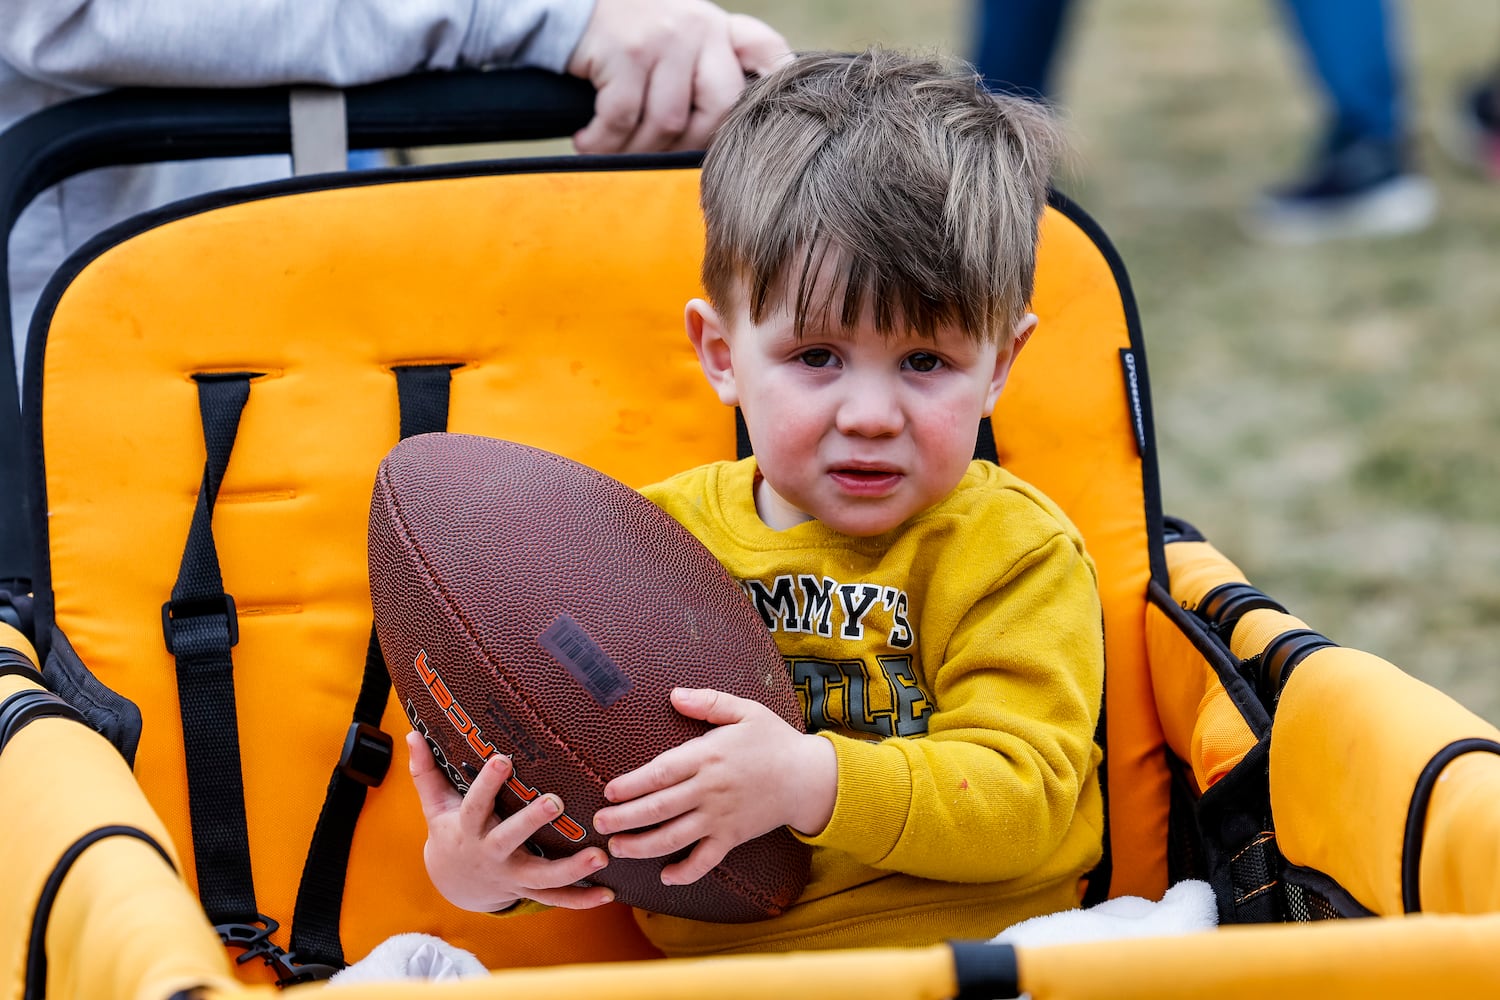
left=700, top=46, right=1064, bottom=343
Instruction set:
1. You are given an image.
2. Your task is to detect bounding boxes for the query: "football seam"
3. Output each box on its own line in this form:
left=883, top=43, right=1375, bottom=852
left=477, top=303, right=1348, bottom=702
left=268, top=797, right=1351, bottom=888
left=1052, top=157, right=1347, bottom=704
left=378, top=451, right=791, bottom=913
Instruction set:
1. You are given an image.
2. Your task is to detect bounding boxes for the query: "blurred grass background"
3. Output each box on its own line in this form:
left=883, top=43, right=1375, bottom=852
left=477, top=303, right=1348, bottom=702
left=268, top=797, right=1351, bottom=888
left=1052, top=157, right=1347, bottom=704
left=435, top=2, right=1500, bottom=721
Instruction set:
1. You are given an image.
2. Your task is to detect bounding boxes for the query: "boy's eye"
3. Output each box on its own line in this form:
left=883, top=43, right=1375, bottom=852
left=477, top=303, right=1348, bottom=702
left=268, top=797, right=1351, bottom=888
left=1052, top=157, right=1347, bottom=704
left=904, top=352, right=943, bottom=373
left=798, top=348, right=837, bottom=368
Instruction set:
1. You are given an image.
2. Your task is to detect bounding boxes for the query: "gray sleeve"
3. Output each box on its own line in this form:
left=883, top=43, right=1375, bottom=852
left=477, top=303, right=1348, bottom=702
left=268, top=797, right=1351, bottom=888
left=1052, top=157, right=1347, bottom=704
left=1, top=0, right=598, bottom=90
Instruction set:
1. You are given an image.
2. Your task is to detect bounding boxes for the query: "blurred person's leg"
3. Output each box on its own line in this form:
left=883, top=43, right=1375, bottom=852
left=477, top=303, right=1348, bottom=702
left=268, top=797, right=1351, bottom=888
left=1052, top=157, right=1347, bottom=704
left=973, top=0, right=1075, bottom=102
left=1245, top=0, right=1435, bottom=243
left=1282, top=0, right=1403, bottom=145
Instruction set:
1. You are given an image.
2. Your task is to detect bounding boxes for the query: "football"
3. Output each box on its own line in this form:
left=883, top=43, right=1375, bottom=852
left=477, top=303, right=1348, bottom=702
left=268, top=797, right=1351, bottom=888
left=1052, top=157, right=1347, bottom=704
left=368, top=432, right=811, bottom=922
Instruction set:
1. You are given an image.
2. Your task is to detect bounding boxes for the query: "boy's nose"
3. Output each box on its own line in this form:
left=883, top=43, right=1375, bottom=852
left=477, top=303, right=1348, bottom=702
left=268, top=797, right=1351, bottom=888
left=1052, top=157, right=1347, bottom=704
left=834, top=383, right=904, bottom=437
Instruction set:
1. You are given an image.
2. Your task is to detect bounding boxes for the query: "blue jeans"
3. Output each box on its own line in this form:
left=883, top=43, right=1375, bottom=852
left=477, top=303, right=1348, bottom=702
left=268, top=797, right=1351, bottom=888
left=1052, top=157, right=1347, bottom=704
left=973, top=0, right=1406, bottom=144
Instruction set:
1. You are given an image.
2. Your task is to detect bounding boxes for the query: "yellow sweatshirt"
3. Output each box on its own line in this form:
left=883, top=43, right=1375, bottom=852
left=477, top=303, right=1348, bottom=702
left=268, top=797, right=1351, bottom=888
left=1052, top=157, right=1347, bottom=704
left=635, top=457, right=1104, bottom=956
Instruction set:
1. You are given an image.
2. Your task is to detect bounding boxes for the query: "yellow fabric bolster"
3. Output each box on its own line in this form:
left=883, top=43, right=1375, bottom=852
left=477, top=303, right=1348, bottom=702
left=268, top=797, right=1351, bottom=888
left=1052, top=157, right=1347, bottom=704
left=47, top=836, right=237, bottom=1000
left=0, top=622, right=39, bottom=669
left=1163, top=540, right=1251, bottom=611
left=1227, top=607, right=1312, bottom=662
left=1188, top=679, right=1255, bottom=789
left=1150, top=541, right=1260, bottom=793
left=1418, top=750, right=1500, bottom=913
left=0, top=673, right=235, bottom=999
left=1271, top=646, right=1500, bottom=916
left=1017, top=913, right=1500, bottom=1000
left=283, top=945, right=960, bottom=1000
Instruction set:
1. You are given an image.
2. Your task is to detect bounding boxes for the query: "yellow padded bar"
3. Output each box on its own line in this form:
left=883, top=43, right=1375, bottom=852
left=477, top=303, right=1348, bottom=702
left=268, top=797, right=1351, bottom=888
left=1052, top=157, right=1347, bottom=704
left=1272, top=646, right=1500, bottom=916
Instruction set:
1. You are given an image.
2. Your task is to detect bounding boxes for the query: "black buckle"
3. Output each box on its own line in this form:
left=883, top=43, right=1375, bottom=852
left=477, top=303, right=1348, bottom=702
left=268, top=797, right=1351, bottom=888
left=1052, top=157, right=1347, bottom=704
left=217, top=915, right=339, bottom=987
left=339, top=722, right=393, bottom=787
left=161, top=594, right=239, bottom=653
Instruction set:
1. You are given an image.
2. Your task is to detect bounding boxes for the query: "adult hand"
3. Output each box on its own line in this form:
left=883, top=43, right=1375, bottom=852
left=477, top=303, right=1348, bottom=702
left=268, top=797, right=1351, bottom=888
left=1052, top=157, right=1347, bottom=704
left=566, top=0, right=790, bottom=154
left=591, top=687, right=837, bottom=886
left=406, top=731, right=614, bottom=912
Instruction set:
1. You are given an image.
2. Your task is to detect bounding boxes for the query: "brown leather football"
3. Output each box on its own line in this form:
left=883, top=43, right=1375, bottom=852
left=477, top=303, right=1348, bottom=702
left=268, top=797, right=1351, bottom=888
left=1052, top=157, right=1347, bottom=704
left=368, top=432, right=811, bottom=922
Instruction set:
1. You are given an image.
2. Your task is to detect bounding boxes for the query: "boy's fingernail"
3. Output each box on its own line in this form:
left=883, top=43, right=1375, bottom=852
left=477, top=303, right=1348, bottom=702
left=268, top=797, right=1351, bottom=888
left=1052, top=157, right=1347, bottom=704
left=541, top=794, right=562, bottom=816
left=599, top=890, right=615, bottom=905
left=590, top=851, right=608, bottom=870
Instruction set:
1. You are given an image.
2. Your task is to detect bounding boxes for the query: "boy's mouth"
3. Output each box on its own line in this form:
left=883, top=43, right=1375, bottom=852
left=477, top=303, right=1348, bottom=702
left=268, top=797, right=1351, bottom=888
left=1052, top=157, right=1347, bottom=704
left=829, top=466, right=902, bottom=495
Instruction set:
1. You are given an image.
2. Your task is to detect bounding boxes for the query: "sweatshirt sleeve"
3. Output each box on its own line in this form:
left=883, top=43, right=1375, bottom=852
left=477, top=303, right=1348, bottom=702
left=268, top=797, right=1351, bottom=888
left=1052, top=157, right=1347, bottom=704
left=2, top=0, right=595, bottom=90
left=798, top=528, right=1105, bottom=883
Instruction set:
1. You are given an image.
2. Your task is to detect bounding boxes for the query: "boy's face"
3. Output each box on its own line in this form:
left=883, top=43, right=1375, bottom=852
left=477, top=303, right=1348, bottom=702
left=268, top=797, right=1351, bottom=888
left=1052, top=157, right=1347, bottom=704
left=686, top=295, right=1034, bottom=537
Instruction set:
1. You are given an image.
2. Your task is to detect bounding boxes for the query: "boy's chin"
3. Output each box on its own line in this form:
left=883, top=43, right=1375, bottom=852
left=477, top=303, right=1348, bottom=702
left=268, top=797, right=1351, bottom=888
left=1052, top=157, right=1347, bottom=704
left=806, top=502, right=917, bottom=538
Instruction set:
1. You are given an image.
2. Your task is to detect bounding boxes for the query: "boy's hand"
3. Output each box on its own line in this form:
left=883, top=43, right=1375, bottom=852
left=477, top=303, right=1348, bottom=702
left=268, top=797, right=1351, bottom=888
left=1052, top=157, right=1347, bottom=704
left=406, top=731, right=614, bottom=912
left=591, top=687, right=836, bottom=886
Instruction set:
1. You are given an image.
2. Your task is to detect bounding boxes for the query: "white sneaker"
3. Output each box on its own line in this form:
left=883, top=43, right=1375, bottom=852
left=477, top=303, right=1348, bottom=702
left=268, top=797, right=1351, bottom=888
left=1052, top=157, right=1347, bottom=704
left=1242, top=136, right=1437, bottom=245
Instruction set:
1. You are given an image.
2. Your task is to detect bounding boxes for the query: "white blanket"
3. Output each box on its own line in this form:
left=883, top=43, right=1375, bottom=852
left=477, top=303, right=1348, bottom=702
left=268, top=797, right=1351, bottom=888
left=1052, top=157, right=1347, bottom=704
left=992, top=879, right=1219, bottom=947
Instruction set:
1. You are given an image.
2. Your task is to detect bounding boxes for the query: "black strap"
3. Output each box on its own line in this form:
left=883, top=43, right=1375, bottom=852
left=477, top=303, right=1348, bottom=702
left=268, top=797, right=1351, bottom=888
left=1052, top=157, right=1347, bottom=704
left=1401, top=737, right=1500, bottom=913
left=287, top=364, right=455, bottom=971
left=948, top=941, right=1021, bottom=999
left=163, top=372, right=259, bottom=934
left=0, top=687, right=87, bottom=755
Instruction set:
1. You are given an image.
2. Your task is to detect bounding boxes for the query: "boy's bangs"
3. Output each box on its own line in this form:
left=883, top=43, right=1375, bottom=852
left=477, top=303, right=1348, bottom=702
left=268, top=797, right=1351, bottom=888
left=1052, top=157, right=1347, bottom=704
left=750, top=238, right=988, bottom=343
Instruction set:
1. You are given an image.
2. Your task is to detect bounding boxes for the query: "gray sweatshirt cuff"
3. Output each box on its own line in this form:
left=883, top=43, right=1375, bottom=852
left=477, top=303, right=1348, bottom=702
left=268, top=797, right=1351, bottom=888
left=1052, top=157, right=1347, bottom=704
left=465, top=0, right=597, bottom=73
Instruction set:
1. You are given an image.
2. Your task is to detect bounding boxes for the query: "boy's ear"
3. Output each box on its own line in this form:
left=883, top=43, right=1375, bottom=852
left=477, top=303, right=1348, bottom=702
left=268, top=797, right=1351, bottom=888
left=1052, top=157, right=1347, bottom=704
left=685, top=298, right=740, bottom=406
left=982, top=312, right=1039, bottom=417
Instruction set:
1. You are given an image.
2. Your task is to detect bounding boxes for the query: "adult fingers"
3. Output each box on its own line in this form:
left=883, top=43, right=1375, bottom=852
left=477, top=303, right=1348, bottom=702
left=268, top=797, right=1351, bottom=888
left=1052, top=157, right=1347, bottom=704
left=675, top=39, right=746, bottom=151
left=727, top=14, right=791, bottom=78
left=574, top=60, right=649, bottom=154
left=625, top=40, right=699, bottom=153
left=406, top=730, right=462, bottom=822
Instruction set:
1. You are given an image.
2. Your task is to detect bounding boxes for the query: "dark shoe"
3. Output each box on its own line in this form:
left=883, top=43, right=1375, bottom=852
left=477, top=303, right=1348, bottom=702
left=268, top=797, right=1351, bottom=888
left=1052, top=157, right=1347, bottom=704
left=1244, top=135, right=1436, bottom=244
left=1437, top=81, right=1500, bottom=181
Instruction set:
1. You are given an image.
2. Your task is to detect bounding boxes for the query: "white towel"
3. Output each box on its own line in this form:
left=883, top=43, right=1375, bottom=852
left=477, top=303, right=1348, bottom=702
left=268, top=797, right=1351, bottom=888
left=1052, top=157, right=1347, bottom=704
left=326, top=932, right=489, bottom=985
left=992, top=879, right=1219, bottom=947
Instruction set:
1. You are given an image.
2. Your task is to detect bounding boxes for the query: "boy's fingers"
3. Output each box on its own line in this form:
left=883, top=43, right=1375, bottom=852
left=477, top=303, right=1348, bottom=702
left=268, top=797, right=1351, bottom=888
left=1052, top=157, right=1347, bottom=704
left=517, top=846, right=611, bottom=893
left=406, top=731, right=462, bottom=821
left=601, top=745, right=698, bottom=804
left=524, top=883, right=617, bottom=910
left=670, top=686, right=756, bottom=725
left=659, top=838, right=728, bottom=886
left=605, top=811, right=704, bottom=861
left=459, top=752, right=512, bottom=835
left=594, top=779, right=696, bottom=834
left=488, top=791, right=579, bottom=859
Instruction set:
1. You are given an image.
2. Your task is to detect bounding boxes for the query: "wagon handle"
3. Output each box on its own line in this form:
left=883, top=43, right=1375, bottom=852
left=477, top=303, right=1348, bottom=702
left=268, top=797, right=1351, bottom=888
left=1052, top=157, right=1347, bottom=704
left=0, top=68, right=595, bottom=598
